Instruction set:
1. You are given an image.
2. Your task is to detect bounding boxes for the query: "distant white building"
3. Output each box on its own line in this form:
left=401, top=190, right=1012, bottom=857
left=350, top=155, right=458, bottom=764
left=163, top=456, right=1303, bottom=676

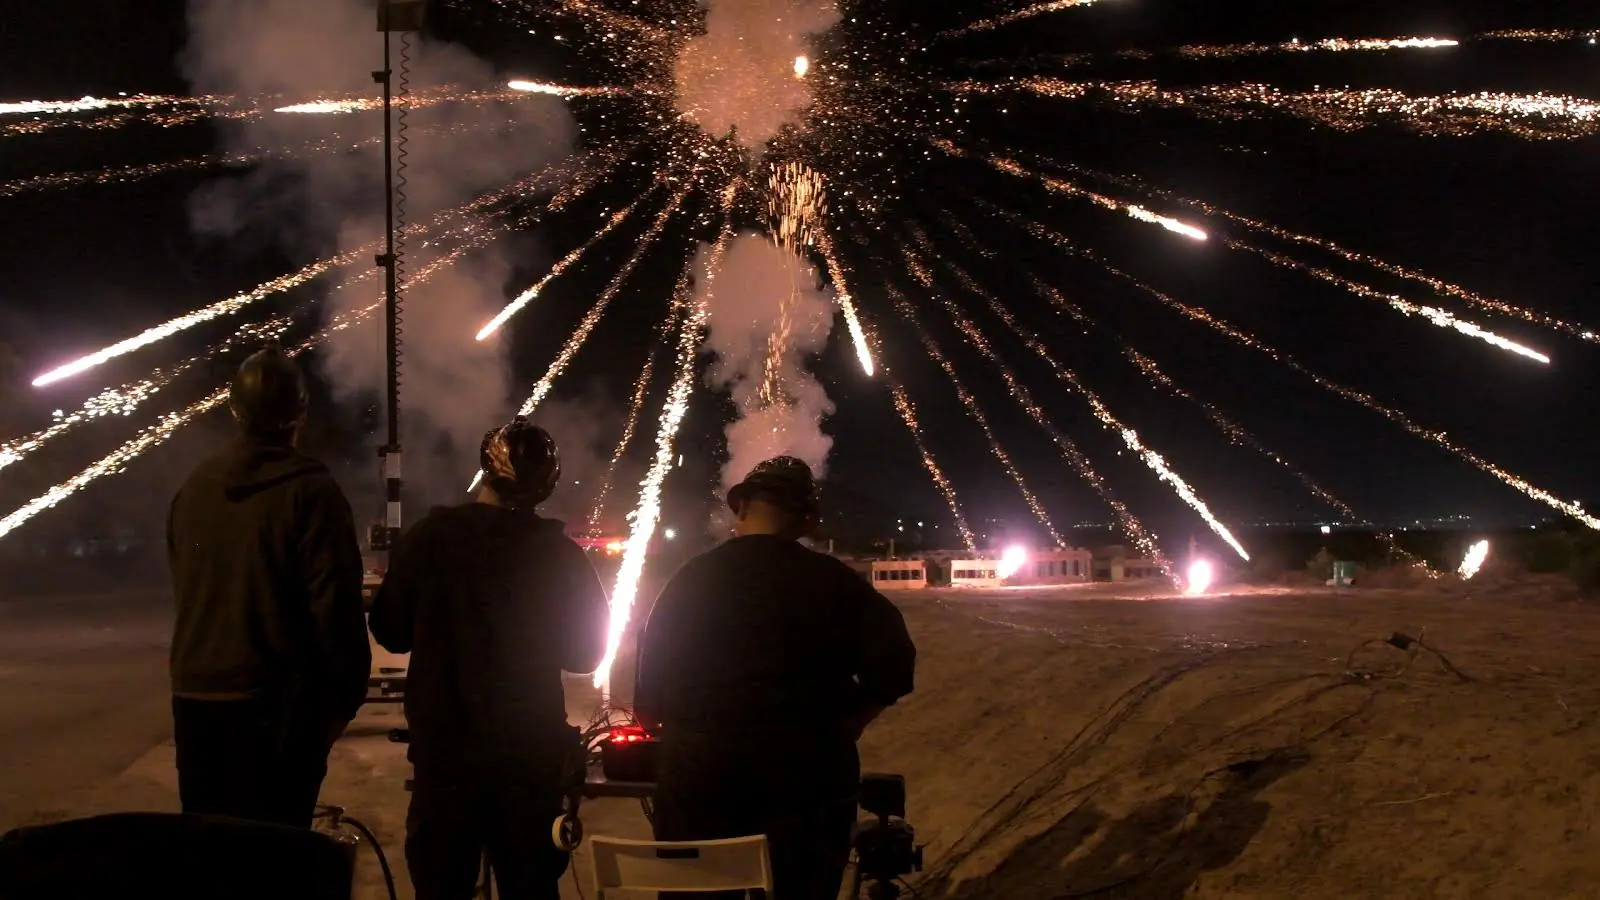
left=1011, top=547, right=1094, bottom=585
left=870, top=559, right=928, bottom=590
left=1091, top=547, right=1165, bottom=582
left=949, top=559, right=1002, bottom=588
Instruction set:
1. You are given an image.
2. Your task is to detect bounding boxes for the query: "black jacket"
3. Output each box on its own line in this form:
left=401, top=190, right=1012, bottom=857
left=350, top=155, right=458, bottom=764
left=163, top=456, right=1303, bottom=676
left=167, top=440, right=371, bottom=725
left=369, top=504, right=609, bottom=769
left=635, top=535, right=917, bottom=736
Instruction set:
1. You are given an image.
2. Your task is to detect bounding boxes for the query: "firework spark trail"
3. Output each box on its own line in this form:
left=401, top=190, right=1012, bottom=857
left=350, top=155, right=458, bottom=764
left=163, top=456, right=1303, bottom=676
left=932, top=139, right=1207, bottom=241
left=6, top=156, right=605, bottom=471
left=978, top=77, right=1600, bottom=141
left=940, top=0, right=1105, bottom=40
left=555, top=0, right=672, bottom=43
left=586, top=305, right=682, bottom=533
left=595, top=192, right=737, bottom=693
left=814, top=230, right=876, bottom=376
left=886, top=246, right=1167, bottom=568
left=907, top=231, right=1247, bottom=563
left=1240, top=244, right=1550, bottom=363
left=1057, top=164, right=1600, bottom=345
left=1004, top=213, right=1600, bottom=532
left=948, top=203, right=1423, bottom=565
left=29, top=158, right=569, bottom=389
left=887, top=377, right=979, bottom=553
left=0, top=241, right=484, bottom=540
left=943, top=207, right=1347, bottom=510
left=1172, top=36, right=1460, bottom=61
left=476, top=183, right=663, bottom=341
left=952, top=145, right=1550, bottom=363
left=884, top=293, right=1064, bottom=547
left=515, top=189, right=690, bottom=418
left=0, top=86, right=554, bottom=137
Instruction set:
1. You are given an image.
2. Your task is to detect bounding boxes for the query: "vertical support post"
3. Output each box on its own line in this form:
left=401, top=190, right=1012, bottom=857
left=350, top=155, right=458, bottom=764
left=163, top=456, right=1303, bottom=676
left=371, top=0, right=424, bottom=553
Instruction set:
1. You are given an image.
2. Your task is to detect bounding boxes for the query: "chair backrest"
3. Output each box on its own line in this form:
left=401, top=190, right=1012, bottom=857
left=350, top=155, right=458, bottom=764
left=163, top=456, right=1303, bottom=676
left=589, top=834, right=773, bottom=897
left=0, top=812, right=355, bottom=900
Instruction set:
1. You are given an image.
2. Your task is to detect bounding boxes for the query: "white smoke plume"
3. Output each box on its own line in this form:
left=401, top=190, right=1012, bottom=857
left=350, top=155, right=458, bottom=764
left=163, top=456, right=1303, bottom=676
left=700, top=233, right=836, bottom=526
left=181, top=0, right=577, bottom=506
left=673, top=0, right=840, bottom=152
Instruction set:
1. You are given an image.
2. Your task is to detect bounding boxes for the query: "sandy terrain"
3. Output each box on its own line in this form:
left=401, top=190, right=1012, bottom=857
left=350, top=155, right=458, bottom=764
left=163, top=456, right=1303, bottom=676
left=19, top=577, right=1600, bottom=899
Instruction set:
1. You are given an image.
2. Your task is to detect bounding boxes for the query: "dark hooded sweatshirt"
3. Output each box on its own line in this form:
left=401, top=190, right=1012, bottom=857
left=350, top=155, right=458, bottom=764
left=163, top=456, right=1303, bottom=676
left=167, top=441, right=371, bottom=726
left=368, top=504, right=610, bottom=773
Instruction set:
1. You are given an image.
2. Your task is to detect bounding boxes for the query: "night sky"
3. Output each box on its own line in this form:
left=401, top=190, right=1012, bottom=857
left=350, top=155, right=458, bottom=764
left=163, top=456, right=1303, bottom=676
left=1, top=0, right=1598, bottom=556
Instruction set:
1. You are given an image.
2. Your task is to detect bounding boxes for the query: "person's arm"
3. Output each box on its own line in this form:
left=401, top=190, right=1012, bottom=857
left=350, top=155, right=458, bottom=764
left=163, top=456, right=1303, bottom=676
left=555, top=540, right=611, bottom=675
left=841, top=568, right=917, bottom=739
left=368, top=517, right=433, bottom=656
left=299, top=476, right=373, bottom=725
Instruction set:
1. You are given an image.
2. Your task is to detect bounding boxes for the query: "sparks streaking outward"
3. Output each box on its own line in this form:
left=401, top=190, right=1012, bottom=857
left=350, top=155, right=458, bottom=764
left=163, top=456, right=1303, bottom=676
left=6, top=0, right=1600, bottom=579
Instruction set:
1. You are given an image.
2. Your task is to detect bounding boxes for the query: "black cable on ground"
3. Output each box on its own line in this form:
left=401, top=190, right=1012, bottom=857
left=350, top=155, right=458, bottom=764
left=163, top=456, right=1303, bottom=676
left=341, top=814, right=400, bottom=900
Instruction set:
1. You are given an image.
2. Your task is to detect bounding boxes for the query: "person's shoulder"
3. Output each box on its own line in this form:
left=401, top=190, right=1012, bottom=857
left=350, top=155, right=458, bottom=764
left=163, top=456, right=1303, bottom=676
left=802, top=545, right=866, bottom=578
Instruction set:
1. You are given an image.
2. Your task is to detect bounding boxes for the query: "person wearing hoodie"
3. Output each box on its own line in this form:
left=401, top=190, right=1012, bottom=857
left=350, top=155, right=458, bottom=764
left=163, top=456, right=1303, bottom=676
left=369, top=416, right=609, bottom=900
left=634, top=456, right=917, bottom=900
left=166, top=344, right=371, bottom=829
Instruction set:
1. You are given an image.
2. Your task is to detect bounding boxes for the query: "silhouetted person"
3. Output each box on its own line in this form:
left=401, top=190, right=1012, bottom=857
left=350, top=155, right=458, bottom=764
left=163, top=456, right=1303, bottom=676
left=167, top=344, right=371, bottom=828
left=635, top=456, right=918, bottom=900
left=370, top=416, right=609, bottom=900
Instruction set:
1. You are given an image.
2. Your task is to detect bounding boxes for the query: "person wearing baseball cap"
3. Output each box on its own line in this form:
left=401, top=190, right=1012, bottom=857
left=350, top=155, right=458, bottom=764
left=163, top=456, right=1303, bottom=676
left=635, top=456, right=917, bottom=900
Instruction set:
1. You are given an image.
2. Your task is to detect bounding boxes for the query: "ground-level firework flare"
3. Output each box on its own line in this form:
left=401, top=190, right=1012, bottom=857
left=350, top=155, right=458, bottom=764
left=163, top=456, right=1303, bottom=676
left=1459, top=540, right=1491, bottom=579
left=595, top=216, right=734, bottom=693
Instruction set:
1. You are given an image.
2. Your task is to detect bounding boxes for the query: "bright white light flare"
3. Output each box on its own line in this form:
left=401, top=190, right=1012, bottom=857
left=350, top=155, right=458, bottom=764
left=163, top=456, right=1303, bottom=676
left=794, top=56, right=810, bottom=78
left=1186, top=559, right=1215, bottom=595
left=1459, top=539, right=1490, bottom=579
left=997, top=545, right=1028, bottom=579
left=1126, top=205, right=1207, bottom=240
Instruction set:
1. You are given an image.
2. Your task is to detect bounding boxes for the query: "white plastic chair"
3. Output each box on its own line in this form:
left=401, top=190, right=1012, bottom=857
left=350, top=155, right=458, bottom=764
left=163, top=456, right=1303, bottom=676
left=589, top=834, right=774, bottom=898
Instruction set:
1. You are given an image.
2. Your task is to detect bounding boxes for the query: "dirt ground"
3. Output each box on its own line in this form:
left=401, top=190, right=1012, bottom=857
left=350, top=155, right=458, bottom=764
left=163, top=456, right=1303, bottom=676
left=54, top=577, right=1600, bottom=899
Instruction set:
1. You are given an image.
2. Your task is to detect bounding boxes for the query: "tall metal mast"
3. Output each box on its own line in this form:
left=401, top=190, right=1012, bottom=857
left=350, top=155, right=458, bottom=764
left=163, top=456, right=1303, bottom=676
left=372, top=0, right=425, bottom=553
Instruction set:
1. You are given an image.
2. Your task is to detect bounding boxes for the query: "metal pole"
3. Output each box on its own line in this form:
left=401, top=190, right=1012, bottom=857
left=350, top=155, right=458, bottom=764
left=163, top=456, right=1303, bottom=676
left=375, top=7, right=403, bottom=550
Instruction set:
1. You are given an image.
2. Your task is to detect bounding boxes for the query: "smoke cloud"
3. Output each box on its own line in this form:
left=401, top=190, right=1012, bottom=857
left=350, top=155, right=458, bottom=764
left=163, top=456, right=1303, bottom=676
left=181, top=0, right=577, bottom=505
left=673, top=0, right=840, bottom=152
left=700, top=233, right=837, bottom=524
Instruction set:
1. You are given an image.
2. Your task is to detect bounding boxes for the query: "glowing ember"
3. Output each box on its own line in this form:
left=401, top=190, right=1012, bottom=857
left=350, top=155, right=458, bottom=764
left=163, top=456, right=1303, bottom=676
left=1186, top=559, right=1215, bottom=595
left=997, top=546, right=1028, bottom=580
left=794, top=56, right=810, bottom=78
left=1458, top=540, right=1490, bottom=579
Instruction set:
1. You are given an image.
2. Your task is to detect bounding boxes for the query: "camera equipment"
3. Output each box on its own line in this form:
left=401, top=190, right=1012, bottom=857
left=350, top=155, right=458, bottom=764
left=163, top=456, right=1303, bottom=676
left=852, top=773, right=924, bottom=900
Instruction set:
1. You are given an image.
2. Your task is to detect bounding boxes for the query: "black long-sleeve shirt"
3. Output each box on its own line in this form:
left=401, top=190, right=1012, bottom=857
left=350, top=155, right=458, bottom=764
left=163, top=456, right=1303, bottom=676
left=167, top=440, right=371, bottom=725
left=635, top=535, right=916, bottom=736
left=370, top=504, right=609, bottom=769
